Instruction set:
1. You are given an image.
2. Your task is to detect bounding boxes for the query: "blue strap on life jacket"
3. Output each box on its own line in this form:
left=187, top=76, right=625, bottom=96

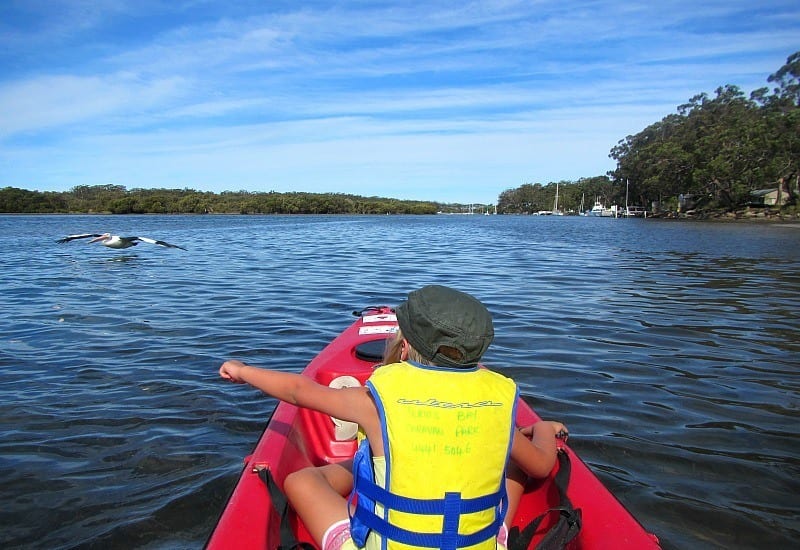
left=348, top=440, right=375, bottom=547
left=357, top=478, right=505, bottom=515
left=348, top=440, right=507, bottom=549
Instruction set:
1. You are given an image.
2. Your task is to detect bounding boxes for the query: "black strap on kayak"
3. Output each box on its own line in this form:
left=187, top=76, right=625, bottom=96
left=257, top=467, right=315, bottom=550
left=507, top=450, right=582, bottom=550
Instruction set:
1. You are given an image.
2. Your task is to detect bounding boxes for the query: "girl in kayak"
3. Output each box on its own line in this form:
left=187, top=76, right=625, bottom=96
left=220, top=285, right=567, bottom=550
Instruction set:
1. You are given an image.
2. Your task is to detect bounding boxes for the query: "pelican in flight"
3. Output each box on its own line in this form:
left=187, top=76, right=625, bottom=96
left=57, top=233, right=187, bottom=251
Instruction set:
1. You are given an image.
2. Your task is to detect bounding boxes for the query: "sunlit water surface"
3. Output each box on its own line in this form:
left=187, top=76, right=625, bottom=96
left=0, top=214, right=798, bottom=549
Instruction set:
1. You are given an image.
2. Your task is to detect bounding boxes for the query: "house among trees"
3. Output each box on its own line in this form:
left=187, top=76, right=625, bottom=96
left=750, top=188, right=788, bottom=206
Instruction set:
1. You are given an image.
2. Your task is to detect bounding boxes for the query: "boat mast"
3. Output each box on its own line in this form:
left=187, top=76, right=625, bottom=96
left=625, top=179, right=629, bottom=217
left=553, top=182, right=559, bottom=214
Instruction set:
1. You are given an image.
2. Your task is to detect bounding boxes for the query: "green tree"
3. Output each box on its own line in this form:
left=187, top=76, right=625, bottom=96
left=609, top=51, right=800, bottom=211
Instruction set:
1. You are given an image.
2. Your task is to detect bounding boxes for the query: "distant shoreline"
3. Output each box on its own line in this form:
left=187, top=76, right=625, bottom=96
left=5, top=209, right=799, bottom=223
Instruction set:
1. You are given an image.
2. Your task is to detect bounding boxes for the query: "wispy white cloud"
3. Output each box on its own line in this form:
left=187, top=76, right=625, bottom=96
left=0, top=73, right=185, bottom=137
left=0, top=0, right=798, bottom=202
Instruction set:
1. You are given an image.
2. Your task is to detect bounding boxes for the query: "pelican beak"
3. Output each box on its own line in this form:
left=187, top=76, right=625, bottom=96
left=89, top=234, right=108, bottom=244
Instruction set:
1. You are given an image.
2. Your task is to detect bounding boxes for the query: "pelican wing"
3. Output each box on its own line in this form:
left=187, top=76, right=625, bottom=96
left=135, top=236, right=187, bottom=251
left=56, top=233, right=103, bottom=244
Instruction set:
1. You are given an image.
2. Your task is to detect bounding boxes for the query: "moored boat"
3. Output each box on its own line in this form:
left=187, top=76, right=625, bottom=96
left=586, top=199, right=616, bottom=217
left=207, top=307, right=660, bottom=549
left=623, top=206, right=647, bottom=218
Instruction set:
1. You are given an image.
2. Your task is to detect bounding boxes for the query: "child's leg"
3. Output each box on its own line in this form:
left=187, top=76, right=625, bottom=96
left=284, top=460, right=354, bottom=545
left=504, top=459, right=528, bottom=529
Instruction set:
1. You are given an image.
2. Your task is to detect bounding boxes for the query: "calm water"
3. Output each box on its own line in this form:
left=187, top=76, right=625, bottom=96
left=1, top=214, right=798, bottom=549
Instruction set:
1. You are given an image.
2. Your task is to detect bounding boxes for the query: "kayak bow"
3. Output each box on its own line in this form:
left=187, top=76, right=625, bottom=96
left=207, top=307, right=659, bottom=549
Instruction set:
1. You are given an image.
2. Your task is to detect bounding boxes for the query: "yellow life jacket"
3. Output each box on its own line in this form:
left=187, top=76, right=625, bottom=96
left=349, top=360, right=518, bottom=550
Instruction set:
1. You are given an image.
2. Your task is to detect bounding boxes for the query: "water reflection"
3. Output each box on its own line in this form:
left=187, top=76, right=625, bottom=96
left=103, top=254, right=142, bottom=263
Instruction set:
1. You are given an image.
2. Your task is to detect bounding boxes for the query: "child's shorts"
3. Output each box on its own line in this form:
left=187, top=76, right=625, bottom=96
left=321, top=519, right=509, bottom=550
left=322, top=519, right=356, bottom=550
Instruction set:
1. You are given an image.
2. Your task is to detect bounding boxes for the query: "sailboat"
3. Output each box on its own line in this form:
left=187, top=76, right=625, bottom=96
left=552, top=182, right=564, bottom=215
left=622, top=180, right=647, bottom=217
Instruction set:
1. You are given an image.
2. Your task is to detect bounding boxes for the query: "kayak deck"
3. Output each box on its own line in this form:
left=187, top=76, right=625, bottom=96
left=207, top=308, right=659, bottom=549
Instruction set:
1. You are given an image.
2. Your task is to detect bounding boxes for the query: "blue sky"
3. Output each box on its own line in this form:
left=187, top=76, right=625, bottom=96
left=1, top=1, right=798, bottom=204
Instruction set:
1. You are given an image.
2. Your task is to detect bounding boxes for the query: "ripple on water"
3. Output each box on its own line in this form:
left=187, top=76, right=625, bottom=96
left=1, top=215, right=799, bottom=549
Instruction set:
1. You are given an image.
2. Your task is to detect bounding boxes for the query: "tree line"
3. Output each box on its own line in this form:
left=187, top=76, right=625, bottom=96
left=500, top=51, right=800, bottom=215
left=0, top=185, right=455, bottom=215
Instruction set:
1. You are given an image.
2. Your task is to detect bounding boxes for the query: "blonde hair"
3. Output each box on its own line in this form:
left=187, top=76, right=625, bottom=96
left=382, top=329, right=433, bottom=366
left=382, top=330, right=404, bottom=365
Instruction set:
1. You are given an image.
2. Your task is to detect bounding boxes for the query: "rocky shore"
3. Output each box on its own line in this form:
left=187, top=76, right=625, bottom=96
left=651, top=206, right=800, bottom=222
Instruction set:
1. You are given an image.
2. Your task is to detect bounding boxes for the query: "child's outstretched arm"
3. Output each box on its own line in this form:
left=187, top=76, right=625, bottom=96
left=510, top=420, right=568, bottom=478
left=220, top=359, right=311, bottom=404
left=219, top=359, right=374, bottom=427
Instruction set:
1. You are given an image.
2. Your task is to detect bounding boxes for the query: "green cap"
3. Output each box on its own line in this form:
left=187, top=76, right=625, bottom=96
left=395, top=285, right=494, bottom=367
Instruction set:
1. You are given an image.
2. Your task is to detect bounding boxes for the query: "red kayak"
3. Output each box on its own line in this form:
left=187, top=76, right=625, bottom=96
left=207, top=307, right=660, bottom=549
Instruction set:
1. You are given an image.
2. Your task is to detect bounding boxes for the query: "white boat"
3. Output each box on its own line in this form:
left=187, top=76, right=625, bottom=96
left=624, top=206, right=647, bottom=218
left=587, top=198, right=615, bottom=217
